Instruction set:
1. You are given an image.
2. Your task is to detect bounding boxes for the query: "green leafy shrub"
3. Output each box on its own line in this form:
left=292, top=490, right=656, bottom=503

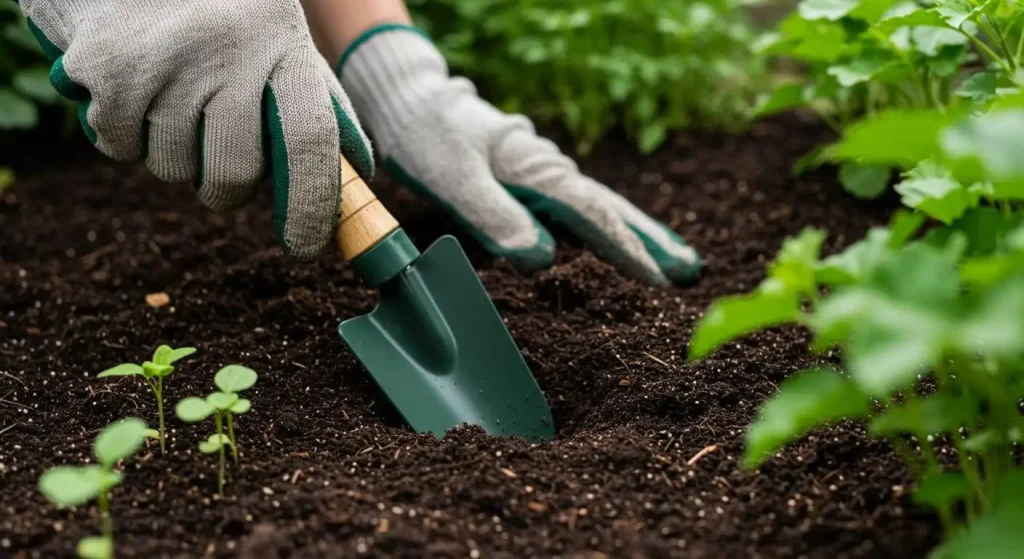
left=0, top=3, right=58, bottom=131
left=689, top=97, right=1024, bottom=554
left=175, top=365, right=257, bottom=495
left=753, top=0, right=1024, bottom=198
left=407, top=0, right=767, bottom=154
left=38, top=418, right=151, bottom=559
left=97, top=344, right=198, bottom=455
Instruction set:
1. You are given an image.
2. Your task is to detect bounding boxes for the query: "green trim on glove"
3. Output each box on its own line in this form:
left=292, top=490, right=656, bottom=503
left=25, top=18, right=96, bottom=144
left=383, top=159, right=556, bottom=270
left=335, top=24, right=432, bottom=78
left=629, top=223, right=703, bottom=284
left=330, top=95, right=374, bottom=181
left=263, top=85, right=291, bottom=248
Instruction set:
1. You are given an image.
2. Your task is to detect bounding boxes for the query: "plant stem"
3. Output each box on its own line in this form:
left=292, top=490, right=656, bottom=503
left=215, top=413, right=225, bottom=496
left=156, top=378, right=165, bottom=455
left=97, top=488, right=112, bottom=542
left=985, top=18, right=1017, bottom=72
left=226, top=412, right=238, bottom=464
left=966, top=33, right=1015, bottom=75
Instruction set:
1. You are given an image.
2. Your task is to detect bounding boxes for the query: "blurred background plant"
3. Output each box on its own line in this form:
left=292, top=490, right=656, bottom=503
left=407, top=0, right=769, bottom=155
left=1, top=0, right=773, bottom=177
left=0, top=3, right=71, bottom=191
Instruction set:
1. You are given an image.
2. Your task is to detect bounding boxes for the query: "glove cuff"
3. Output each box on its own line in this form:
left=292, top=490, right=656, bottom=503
left=336, top=24, right=451, bottom=154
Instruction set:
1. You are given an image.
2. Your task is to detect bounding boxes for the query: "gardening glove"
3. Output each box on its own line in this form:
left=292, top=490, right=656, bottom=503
left=337, top=26, right=701, bottom=287
left=16, top=0, right=374, bottom=259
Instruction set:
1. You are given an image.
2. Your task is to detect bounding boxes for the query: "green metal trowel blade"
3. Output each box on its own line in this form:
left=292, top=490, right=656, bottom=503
left=338, top=235, right=555, bottom=442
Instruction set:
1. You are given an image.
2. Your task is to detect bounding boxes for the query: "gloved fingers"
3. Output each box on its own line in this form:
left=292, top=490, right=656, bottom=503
left=492, top=127, right=670, bottom=287
left=195, top=83, right=264, bottom=210
left=60, top=42, right=152, bottom=162
left=263, top=49, right=345, bottom=260
left=144, top=79, right=203, bottom=184
left=585, top=179, right=702, bottom=284
left=386, top=138, right=555, bottom=270
left=318, top=55, right=375, bottom=181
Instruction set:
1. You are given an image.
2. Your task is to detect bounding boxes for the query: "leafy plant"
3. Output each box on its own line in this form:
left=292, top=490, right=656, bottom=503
left=175, top=365, right=257, bottom=495
left=753, top=0, right=1024, bottom=197
left=407, top=0, right=767, bottom=154
left=97, top=344, right=197, bottom=455
left=689, top=97, right=1024, bottom=554
left=38, top=418, right=150, bottom=559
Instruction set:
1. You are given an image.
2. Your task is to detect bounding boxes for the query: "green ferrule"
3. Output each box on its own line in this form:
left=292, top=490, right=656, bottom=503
left=352, top=228, right=421, bottom=288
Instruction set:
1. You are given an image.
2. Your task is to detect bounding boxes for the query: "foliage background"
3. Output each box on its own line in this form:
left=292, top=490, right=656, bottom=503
left=0, top=0, right=768, bottom=162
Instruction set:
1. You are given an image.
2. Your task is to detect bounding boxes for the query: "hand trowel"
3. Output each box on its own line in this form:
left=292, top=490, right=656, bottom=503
left=334, top=155, right=555, bottom=443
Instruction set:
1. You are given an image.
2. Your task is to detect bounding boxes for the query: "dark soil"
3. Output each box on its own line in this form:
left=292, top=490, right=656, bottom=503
left=0, top=114, right=940, bottom=558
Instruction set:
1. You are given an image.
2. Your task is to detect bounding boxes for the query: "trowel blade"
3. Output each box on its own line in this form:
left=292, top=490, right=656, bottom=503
left=339, top=235, right=555, bottom=442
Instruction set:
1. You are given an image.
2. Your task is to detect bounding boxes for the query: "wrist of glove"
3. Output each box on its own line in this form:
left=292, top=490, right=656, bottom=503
left=337, top=26, right=701, bottom=287
left=18, top=0, right=373, bottom=259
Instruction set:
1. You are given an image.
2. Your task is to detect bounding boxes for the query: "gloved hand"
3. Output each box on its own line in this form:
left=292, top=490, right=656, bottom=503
left=336, top=26, right=701, bottom=287
left=17, top=0, right=374, bottom=259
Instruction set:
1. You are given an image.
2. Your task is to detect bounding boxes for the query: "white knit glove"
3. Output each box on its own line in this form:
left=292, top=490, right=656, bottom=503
left=337, top=26, right=701, bottom=287
left=17, top=0, right=374, bottom=259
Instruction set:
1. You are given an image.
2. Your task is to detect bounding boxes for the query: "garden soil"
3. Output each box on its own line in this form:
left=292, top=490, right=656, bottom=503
left=0, top=114, right=940, bottom=558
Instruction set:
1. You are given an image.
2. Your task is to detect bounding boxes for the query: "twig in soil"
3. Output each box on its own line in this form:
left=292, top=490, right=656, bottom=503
left=614, top=351, right=632, bottom=375
left=290, top=469, right=303, bottom=484
left=0, top=371, right=25, bottom=385
left=686, top=444, right=720, bottom=466
left=0, top=423, right=18, bottom=437
left=644, top=353, right=674, bottom=370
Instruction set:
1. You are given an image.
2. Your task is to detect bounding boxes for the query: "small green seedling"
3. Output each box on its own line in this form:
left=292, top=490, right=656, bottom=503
left=175, top=365, right=257, bottom=495
left=97, top=344, right=197, bottom=454
left=38, top=418, right=149, bottom=559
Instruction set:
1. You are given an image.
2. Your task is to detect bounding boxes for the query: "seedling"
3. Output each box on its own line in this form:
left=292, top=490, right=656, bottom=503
left=38, top=418, right=150, bottom=559
left=97, top=344, right=197, bottom=454
left=175, top=365, right=257, bottom=495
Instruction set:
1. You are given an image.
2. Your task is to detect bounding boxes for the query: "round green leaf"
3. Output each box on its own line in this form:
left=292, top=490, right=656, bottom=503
left=77, top=536, right=113, bottom=559
left=96, top=363, right=143, bottom=378
left=206, top=391, right=239, bottom=411
left=839, top=163, right=891, bottom=199
left=38, top=465, right=103, bottom=506
left=94, top=418, right=148, bottom=466
left=176, top=397, right=215, bottom=423
left=229, top=398, right=251, bottom=414
left=13, top=67, right=59, bottom=104
left=214, top=365, right=258, bottom=393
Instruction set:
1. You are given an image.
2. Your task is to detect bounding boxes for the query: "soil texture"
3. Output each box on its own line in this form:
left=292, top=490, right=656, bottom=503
left=0, top=114, right=939, bottom=558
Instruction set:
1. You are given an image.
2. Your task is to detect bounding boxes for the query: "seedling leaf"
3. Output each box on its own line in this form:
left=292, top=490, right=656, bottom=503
left=143, top=428, right=161, bottom=439
left=798, top=0, right=858, bottom=21
left=199, top=433, right=230, bottom=454
left=141, top=361, right=173, bottom=378
left=941, top=109, right=1024, bottom=187
left=38, top=465, right=103, bottom=506
left=829, top=109, right=959, bottom=169
left=689, top=290, right=801, bottom=359
left=206, top=391, right=239, bottom=411
left=817, top=229, right=891, bottom=286
left=176, top=397, right=215, bottom=423
left=94, top=418, right=148, bottom=467
left=744, top=367, right=870, bottom=468
left=152, top=345, right=174, bottom=366
left=96, top=364, right=143, bottom=378
left=214, top=365, right=258, bottom=393
left=169, top=347, right=197, bottom=363
left=894, top=176, right=977, bottom=224
left=76, top=536, right=113, bottom=559
left=230, top=398, right=251, bottom=414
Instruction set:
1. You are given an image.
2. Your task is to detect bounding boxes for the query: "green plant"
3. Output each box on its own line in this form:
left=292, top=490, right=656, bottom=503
left=38, top=418, right=151, bottom=559
left=407, top=0, right=767, bottom=155
left=97, top=344, right=197, bottom=455
left=753, top=0, right=1024, bottom=198
left=175, top=365, right=257, bottom=495
left=689, top=95, right=1024, bottom=554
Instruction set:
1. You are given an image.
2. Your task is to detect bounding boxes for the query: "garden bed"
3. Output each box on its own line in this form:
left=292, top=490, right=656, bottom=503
left=0, top=114, right=940, bottom=558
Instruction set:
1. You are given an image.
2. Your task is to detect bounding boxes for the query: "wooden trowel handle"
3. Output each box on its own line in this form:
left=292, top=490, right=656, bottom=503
left=337, top=155, right=400, bottom=262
